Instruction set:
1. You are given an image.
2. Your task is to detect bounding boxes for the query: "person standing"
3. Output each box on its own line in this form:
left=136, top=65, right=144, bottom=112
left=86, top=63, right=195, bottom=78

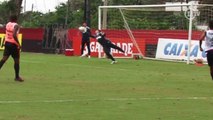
left=80, top=22, right=91, bottom=58
left=0, top=15, right=23, bottom=82
left=199, top=20, right=213, bottom=80
left=94, top=30, right=127, bottom=64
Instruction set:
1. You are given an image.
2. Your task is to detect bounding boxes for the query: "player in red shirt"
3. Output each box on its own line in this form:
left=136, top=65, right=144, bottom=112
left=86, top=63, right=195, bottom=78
left=0, top=15, right=24, bottom=82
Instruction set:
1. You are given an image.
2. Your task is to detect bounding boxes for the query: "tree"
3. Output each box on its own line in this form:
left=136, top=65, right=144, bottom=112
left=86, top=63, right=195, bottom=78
left=0, top=0, right=23, bottom=25
left=1, top=0, right=212, bottom=28
left=0, top=1, right=16, bottom=24
left=21, top=11, right=44, bottom=27
left=111, top=0, right=165, bottom=5
left=15, top=0, right=23, bottom=17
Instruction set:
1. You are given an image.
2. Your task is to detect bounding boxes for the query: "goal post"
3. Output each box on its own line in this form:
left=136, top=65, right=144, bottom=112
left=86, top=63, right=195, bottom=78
left=119, top=8, right=144, bottom=57
left=98, top=3, right=213, bottom=63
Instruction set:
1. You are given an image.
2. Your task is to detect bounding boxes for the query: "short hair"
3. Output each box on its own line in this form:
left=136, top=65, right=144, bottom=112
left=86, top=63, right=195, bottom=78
left=9, top=15, right=18, bottom=22
left=82, top=22, right=87, bottom=26
left=209, top=20, right=213, bottom=29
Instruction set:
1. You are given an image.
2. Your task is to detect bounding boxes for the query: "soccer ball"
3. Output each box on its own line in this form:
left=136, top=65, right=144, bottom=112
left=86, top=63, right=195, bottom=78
left=194, top=58, right=203, bottom=64
left=78, top=26, right=86, bottom=33
left=133, top=55, right=139, bottom=60
left=194, top=58, right=204, bottom=66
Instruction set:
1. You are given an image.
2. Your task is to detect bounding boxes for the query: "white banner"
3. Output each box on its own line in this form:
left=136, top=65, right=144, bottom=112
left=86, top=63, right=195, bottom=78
left=156, top=38, right=207, bottom=61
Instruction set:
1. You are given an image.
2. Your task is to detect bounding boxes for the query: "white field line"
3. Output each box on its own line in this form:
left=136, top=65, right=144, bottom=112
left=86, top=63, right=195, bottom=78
left=21, top=60, right=131, bottom=71
left=0, top=97, right=213, bottom=104
left=61, top=63, right=130, bottom=71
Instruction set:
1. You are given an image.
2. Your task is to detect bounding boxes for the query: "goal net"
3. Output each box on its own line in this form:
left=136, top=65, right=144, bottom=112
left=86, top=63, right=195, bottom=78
left=98, top=3, right=213, bottom=63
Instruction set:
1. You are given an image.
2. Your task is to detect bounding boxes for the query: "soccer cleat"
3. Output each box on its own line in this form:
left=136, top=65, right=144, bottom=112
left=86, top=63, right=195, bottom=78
left=14, top=77, right=24, bottom=82
left=111, top=61, right=118, bottom=64
left=80, top=53, right=87, bottom=58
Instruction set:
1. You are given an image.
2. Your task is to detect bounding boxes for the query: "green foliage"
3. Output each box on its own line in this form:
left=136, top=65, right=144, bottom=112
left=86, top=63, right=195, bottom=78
left=0, top=1, right=8, bottom=24
left=106, top=9, right=190, bottom=30
left=0, top=0, right=16, bottom=25
left=69, top=10, right=84, bottom=28
left=111, top=0, right=165, bottom=5
left=20, top=12, right=44, bottom=28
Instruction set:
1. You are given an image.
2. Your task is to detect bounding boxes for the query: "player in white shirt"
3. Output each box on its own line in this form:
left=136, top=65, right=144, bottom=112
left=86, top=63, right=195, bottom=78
left=199, top=20, right=213, bottom=80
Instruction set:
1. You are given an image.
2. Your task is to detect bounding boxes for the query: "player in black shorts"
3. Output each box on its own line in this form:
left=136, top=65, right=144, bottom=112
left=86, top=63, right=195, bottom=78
left=0, top=15, right=23, bottom=82
left=80, top=22, right=92, bottom=58
left=93, top=30, right=127, bottom=64
left=199, top=20, right=213, bottom=80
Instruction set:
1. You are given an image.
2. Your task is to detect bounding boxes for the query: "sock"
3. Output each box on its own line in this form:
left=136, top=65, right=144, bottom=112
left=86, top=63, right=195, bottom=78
left=14, top=63, right=20, bottom=78
left=211, top=72, right=213, bottom=80
left=107, top=54, right=115, bottom=61
left=210, top=67, right=213, bottom=80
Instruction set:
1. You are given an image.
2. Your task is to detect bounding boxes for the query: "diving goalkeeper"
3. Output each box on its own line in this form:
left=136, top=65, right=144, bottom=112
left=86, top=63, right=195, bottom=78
left=93, top=30, right=127, bottom=64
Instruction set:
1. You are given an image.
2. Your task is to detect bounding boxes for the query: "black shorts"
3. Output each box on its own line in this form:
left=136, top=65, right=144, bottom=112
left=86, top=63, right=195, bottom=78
left=103, top=45, right=111, bottom=54
left=3, top=42, right=20, bottom=59
left=206, top=50, right=213, bottom=66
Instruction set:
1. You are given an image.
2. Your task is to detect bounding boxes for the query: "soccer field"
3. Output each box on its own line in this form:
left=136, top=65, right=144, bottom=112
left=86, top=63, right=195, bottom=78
left=0, top=52, right=213, bottom=120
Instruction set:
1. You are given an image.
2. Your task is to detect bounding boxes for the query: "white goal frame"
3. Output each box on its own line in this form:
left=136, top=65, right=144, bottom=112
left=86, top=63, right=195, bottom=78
left=98, top=3, right=213, bottom=64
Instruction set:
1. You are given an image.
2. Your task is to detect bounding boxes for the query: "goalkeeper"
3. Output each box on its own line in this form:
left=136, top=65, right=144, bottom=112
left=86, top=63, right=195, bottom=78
left=93, top=30, right=127, bottom=64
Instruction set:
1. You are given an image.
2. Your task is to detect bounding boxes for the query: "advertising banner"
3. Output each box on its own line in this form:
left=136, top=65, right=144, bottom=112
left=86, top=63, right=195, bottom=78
left=0, top=34, right=22, bottom=50
left=156, top=38, right=206, bottom=61
left=79, top=38, right=134, bottom=57
left=73, top=36, right=145, bottom=57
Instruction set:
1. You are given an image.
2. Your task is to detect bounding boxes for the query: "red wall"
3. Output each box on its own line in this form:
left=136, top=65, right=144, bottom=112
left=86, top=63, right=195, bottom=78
left=0, top=28, right=202, bottom=43
left=0, top=28, right=203, bottom=55
left=0, top=28, right=44, bottom=52
left=0, top=28, right=44, bottom=40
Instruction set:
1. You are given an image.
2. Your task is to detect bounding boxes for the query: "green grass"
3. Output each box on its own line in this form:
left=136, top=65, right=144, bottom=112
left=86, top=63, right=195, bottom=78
left=0, top=52, right=213, bottom=120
